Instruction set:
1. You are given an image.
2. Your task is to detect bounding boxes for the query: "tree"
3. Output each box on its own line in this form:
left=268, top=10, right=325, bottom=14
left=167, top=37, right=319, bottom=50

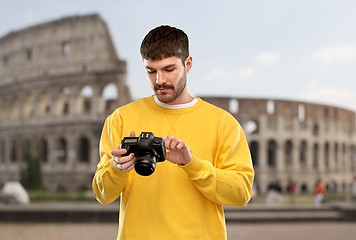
left=21, top=153, right=43, bottom=190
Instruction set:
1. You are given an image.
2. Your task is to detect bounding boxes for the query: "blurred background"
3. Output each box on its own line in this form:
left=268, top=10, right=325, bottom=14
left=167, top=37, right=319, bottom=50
left=0, top=1, right=356, bottom=239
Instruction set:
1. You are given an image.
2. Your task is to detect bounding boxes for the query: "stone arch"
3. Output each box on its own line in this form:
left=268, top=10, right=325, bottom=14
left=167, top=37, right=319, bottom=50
left=62, top=41, right=71, bottom=56
left=102, top=83, right=119, bottom=112
left=284, top=140, right=293, bottom=166
left=10, top=139, right=17, bottom=162
left=267, top=100, right=275, bottom=115
left=78, top=136, right=90, bottom=163
left=58, top=87, right=71, bottom=116
left=300, top=183, right=308, bottom=193
left=300, top=140, right=307, bottom=169
left=229, top=99, right=239, bottom=114
left=267, top=180, right=282, bottom=192
left=330, top=179, right=338, bottom=193
left=342, top=143, right=346, bottom=170
left=56, top=138, right=67, bottom=163
left=313, top=124, right=319, bottom=136
left=249, top=141, right=259, bottom=167
left=268, top=140, right=277, bottom=168
left=57, top=185, right=68, bottom=192
left=0, top=140, right=5, bottom=162
left=23, top=92, right=34, bottom=119
left=350, top=145, right=356, bottom=171
left=23, top=139, right=31, bottom=162
left=298, top=104, right=305, bottom=121
left=325, top=142, right=330, bottom=170
left=313, top=143, right=319, bottom=169
left=334, top=142, right=339, bottom=171
left=79, top=85, right=94, bottom=114
left=38, top=90, right=51, bottom=117
left=245, top=120, right=259, bottom=134
left=11, top=96, right=20, bottom=120
left=38, top=138, right=48, bottom=163
left=78, top=184, right=90, bottom=193
left=0, top=98, right=8, bottom=121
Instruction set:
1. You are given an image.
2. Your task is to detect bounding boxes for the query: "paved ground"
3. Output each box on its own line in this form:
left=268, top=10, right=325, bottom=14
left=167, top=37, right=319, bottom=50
left=1, top=222, right=356, bottom=240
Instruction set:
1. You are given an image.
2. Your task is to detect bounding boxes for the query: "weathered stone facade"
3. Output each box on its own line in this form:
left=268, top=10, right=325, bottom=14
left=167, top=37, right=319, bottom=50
left=201, top=97, right=356, bottom=194
left=0, top=14, right=132, bottom=192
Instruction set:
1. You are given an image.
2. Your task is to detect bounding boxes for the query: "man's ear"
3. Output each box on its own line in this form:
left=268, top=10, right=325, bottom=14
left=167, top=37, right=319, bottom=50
left=185, top=56, right=193, bottom=73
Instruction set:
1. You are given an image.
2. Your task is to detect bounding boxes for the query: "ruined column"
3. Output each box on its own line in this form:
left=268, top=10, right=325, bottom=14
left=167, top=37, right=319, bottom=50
left=276, top=139, right=285, bottom=175
left=292, top=139, right=300, bottom=173
left=69, top=86, right=79, bottom=117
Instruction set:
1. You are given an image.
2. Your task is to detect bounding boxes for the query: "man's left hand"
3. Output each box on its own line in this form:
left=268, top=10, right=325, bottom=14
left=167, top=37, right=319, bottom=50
left=163, top=135, right=192, bottom=166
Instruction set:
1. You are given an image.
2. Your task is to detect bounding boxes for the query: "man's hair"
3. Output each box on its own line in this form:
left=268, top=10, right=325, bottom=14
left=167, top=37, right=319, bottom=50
left=140, top=25, right=189, bottom=65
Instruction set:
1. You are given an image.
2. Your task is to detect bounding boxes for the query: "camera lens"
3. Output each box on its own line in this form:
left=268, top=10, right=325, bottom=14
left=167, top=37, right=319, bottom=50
left=135, top=152, right=157, bottom=176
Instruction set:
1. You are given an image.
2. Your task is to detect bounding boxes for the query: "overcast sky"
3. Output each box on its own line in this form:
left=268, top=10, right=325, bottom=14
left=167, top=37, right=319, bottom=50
left=1, top=0, right=356, bottom=112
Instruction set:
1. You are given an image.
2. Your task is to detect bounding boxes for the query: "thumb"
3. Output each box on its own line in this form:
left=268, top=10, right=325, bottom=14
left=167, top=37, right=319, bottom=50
left=130, top=131, right=136, bottom=137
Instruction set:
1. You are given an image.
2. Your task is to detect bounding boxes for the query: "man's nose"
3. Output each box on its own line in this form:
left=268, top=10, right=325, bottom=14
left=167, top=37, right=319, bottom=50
left=156, top=71, right=166, bottom=85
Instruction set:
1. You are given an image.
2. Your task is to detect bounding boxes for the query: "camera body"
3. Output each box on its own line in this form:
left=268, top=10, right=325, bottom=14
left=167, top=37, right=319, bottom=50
left=120, top=132, right=166, bottom=176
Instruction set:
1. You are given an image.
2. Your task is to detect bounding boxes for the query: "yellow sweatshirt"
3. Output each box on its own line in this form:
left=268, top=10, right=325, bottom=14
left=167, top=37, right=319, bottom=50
left=92, top=96, right=254, bottom=240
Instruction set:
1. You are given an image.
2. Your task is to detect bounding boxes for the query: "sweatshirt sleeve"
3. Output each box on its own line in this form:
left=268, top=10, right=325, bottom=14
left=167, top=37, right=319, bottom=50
left=92, top=113, right=129, bottom=205
left=179, top=122, right=254, bottom=207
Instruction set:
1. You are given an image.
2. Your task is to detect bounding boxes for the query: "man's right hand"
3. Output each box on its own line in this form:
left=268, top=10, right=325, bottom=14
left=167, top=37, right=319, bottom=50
left=111, top=131, right=137, bottom=172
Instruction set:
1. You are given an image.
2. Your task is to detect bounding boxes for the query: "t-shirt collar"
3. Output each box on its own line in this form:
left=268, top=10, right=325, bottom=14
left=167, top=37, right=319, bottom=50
left=153, top=95, right=198, bottom=109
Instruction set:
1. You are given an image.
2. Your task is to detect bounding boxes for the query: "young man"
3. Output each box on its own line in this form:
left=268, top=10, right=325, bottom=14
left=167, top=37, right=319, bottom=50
left=92, top=25, right=254, bottom=240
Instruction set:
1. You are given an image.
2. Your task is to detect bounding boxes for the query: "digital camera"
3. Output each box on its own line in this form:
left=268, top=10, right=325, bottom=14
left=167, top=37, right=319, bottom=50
left=120, top=132, right=166, bottom=176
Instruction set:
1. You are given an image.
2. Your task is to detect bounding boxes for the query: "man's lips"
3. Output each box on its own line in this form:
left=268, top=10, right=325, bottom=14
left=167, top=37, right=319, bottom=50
left=155, top=84, right=174, bottom=93
left=158, top=88, right=170, bottom=93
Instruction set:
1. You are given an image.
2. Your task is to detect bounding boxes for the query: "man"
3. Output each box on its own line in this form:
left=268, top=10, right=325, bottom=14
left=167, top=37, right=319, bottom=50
left=92, top=25, right=254, bottom=240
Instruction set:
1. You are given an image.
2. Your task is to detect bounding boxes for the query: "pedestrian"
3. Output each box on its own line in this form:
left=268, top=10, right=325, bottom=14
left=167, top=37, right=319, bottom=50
left=288, top=179, right=297, bottom=204
left=314, top=179, right=325, bottom=206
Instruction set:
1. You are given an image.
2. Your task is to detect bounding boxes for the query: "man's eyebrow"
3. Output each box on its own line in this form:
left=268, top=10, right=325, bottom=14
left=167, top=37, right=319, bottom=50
left=162, top=64, right=177, bottom=69
left=145, top=64, right=177, bottom=70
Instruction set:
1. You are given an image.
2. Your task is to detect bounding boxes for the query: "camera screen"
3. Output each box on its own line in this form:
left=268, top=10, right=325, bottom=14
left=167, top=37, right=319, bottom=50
left=124, top=138, right=138, bottom=143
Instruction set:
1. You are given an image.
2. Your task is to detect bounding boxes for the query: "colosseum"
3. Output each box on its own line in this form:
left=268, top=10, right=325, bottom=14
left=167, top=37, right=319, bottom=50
left=1, top=14, right=355, bottom=195
left=0, top=14, right=132, bottom=192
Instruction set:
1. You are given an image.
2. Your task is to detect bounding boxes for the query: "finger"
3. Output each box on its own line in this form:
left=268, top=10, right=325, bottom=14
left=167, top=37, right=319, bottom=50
left=114, top=153, right=135, bottom=164
left=164, top=135, right=174, bottom=150
left=168, top=137, right=182, bottom=150
left=111, top=147, right=127, bottom=157
left=114, top=155, right=136, bottom=171
left=130, top=131, right=136, bottom=138
left=115, top=162, right=130, bottom=172
left=176, top=140, right=186, bottom=150
left=119, top=160, right=135, bottom=171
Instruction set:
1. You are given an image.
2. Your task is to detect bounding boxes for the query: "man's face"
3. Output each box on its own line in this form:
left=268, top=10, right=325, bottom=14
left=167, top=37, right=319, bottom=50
left=144, top=56, right=192, bottom=104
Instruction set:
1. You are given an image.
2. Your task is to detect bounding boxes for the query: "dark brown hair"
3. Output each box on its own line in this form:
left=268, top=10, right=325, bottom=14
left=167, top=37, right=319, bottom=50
left=140, top=25, right=189, bottom=65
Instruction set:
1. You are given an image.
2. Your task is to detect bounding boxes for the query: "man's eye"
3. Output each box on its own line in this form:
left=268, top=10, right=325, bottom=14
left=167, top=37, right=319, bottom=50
left=147, top=69, right=156, bottom=74
left=166, top=68, right=175, bottom=72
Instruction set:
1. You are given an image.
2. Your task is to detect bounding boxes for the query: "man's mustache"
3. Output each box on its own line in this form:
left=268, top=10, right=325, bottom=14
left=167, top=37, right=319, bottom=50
left=154, top=84, right=174, bottom=91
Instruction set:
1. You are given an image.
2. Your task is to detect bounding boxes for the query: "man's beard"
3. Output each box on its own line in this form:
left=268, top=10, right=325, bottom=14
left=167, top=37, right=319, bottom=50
left=153, top=74, right=187, bottom=103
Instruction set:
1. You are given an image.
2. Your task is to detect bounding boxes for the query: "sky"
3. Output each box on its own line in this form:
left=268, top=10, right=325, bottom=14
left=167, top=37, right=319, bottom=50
left=1, top=0, right=356, bottom=112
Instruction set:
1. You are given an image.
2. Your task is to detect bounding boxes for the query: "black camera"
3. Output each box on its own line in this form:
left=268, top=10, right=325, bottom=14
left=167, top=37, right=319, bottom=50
left=120, top=132, right=166, bottom=176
